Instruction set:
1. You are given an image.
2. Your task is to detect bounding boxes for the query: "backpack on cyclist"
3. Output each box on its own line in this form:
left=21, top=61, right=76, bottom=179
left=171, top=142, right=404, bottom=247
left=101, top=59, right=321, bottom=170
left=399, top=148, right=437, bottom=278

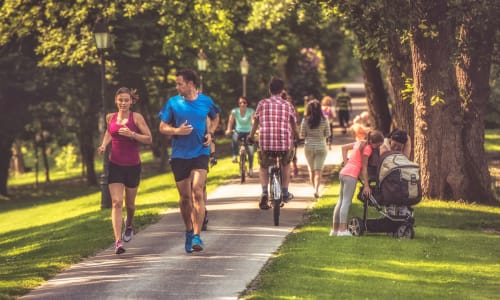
left=377, top=151, right=422, bottom=206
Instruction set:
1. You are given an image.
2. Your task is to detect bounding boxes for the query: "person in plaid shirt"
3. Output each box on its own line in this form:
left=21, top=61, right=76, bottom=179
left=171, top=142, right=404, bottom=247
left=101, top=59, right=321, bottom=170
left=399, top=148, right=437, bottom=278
left=248, top=77, right=299, bottom=209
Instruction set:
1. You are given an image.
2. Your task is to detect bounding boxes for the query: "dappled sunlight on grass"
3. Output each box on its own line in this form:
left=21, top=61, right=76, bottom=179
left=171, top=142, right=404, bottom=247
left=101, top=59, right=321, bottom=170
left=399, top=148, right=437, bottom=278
left=485, top=129, right=500, bottom=152
left=1, top=146, right=241, bottom=299
left=242, top=178, right=500, bottom=300
left=322, top=266, right=418, bottom=282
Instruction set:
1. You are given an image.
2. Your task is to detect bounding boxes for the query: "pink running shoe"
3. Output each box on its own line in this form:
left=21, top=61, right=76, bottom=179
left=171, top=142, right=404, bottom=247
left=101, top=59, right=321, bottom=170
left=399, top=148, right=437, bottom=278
left=115, top=240, right=126, bottom=254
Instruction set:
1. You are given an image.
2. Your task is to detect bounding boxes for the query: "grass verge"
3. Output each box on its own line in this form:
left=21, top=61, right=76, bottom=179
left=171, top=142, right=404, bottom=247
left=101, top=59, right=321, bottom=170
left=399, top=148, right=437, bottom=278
left=240, top=175, right=500, bottom=300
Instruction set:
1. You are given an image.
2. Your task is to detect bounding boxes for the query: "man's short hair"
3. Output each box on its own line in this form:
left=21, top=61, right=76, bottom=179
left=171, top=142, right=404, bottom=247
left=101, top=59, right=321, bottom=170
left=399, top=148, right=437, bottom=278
left=390, top=129, right=408, bottom=144
left=176, top=69, right=198, bottom=86
left=269, top=77, right=285, bottom=95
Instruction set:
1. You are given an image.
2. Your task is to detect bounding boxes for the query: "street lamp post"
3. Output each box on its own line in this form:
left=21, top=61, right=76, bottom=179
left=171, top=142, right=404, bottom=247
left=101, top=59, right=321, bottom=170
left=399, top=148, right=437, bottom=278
left=93, top=17, right=111, bottom=209
left=197, top=49, right=207, bottom=92
left=240, top=56, right=249, bottom=97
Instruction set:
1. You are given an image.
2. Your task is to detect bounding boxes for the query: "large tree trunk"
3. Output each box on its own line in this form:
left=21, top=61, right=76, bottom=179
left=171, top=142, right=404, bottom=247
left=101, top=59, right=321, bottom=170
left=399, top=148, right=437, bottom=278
left=360, top=58, right=392, bottom=134
left=410, top=0, right=470, bottom=200
left=385, top=31, right=415, bottom=149
left=455, top=11, right=495, bottom=203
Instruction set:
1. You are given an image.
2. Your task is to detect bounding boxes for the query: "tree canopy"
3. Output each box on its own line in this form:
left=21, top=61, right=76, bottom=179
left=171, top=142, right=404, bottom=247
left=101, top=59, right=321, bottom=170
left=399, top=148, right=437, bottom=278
left=1, top=0, right=498, bottom=203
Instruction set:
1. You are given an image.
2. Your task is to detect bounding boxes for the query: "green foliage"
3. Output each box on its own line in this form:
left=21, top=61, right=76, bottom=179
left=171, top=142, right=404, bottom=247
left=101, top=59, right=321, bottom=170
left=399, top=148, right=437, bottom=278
left=287, top=47, right=326, bottom=103
left=430, top=90, right=446, bottom=106
left=418, top=19, right=439, bottom=39
left=401, top=73, right=414, bottom=103
left=54, top=144, right=78, bottom=173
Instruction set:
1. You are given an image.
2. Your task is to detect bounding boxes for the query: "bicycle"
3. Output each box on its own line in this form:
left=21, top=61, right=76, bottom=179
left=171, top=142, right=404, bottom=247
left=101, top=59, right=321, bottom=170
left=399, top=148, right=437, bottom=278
left=234, top=131, right=252, bottom=183
left=266, top=151, right=287, bottom=226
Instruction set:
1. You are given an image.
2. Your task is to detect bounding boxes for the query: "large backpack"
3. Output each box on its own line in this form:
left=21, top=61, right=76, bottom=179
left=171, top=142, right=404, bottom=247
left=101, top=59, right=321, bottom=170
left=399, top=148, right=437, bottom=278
left=377, top=151, right=422, bottom=206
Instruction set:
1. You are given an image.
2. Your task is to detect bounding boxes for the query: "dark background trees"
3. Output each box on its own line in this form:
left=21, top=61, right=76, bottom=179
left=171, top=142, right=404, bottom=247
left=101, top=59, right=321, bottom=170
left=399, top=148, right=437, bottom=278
left=0, top=0, right=498, bottom=203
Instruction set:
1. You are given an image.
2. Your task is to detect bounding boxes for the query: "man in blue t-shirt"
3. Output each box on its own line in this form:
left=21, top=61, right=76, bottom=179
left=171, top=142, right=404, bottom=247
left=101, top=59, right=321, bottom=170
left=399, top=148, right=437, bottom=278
left=159, top=69, right=219, bottom=253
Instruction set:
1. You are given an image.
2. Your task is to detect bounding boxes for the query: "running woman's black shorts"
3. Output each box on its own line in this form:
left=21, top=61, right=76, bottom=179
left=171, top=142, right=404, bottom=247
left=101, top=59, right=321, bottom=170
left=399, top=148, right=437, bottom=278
left=108, top=161, right=141, bottom=188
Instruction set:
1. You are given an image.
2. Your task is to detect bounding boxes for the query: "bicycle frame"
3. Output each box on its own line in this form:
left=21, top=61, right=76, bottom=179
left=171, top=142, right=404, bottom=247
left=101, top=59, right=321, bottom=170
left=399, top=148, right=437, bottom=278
left=238, top=135, right=248, bottom=183
left=265, top=151, right=286, bottom=226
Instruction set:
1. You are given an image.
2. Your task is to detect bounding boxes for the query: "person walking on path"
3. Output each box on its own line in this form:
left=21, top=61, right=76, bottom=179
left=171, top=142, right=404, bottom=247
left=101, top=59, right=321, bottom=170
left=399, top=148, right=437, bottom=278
left=320, top=95, right=335, bottom=149
left=159, top=69, right=220, bottom=253
left=331, top=130, right=384, bottom=237
left=248, top=77, right=299, bottom=209
left=225, top=96, right=255, bottom=176
left=98, top=87, right=153, bottom=254
left=300, top=100, right=331, bottom=199
left=335, top=87, right=353, bottom=135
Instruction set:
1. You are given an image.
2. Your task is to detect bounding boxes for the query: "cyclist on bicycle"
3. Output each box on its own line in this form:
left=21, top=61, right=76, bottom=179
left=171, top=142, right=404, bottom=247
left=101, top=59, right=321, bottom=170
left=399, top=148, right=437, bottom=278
left=247, top=77, right=299, bottom=210
left=225, top=96, right=255, bottom=177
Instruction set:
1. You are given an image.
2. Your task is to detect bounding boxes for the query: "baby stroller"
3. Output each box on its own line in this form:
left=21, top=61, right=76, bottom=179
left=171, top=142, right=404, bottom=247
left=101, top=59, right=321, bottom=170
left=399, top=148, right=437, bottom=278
left=348, top=150, right=422, bottom=239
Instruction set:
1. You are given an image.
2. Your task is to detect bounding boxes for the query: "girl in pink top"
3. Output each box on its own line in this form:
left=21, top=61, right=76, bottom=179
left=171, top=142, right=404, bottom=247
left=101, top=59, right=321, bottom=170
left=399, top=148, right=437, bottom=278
left=331, top=130, right=384, bottom=236
left=98, top=87, right=152, bottom=254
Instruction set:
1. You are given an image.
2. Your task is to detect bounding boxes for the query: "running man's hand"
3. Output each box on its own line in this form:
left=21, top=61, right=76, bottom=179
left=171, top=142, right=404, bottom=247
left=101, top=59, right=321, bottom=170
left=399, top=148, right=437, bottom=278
left=202, top=133, right=213, bottom=146
left=177, top=121, right=194, bottom=135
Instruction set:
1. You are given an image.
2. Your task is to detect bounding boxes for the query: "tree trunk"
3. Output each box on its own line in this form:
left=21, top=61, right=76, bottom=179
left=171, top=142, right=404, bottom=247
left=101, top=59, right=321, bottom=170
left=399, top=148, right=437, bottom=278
left=410, top=0, right=470, bottom=200
left=0, top=138, right=13, bottom=196
left=455, top=12, right=495, bottom=203
left=384, top=31, right=415, bottom=150
left=360, top=58, right=392, bottom=134
left=34, top=140, right=39, bottom=188
left=78, top=111, right=98, bottom=185
left=10, top=140, right=26, bottom=175
left=81, top=141, right=97, bottom=185
left=39, top=132, right=51, bottom=183
left=76, top=69, right=100, bottom=186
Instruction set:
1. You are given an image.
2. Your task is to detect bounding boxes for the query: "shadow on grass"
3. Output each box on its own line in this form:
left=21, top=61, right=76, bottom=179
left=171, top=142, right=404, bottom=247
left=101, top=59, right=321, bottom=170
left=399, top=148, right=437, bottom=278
left=245, top=194, right=500, bottom=300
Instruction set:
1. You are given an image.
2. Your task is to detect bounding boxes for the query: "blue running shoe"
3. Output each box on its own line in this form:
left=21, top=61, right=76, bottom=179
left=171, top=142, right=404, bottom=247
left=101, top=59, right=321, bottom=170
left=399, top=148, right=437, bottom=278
left=192, top=234, right=204, bottom=252
left=185, top=231, right=194, bottom=253
left=283, top=192, right=294, bottom=203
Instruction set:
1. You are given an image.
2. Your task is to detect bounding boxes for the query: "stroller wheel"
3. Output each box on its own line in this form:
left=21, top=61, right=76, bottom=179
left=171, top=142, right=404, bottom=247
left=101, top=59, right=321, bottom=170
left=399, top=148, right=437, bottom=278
left=395, top=224, right=414, bottom=239
left=348, top=217, right=364, bottom=236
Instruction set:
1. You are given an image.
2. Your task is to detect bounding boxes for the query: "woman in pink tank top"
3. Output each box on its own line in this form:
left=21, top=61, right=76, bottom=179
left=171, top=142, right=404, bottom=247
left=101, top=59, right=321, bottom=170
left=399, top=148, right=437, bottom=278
left=98, top=87, right=152, bottom=254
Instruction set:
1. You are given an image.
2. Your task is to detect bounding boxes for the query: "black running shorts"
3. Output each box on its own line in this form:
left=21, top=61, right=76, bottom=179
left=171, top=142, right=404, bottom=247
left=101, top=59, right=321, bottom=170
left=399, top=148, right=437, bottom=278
left=170, top=155, right=209, bottom=182
left=108, top=162, right=141, bottom=188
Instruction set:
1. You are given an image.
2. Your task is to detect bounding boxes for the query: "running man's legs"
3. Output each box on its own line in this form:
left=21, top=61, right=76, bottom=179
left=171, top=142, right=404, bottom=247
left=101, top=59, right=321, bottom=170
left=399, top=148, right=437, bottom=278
left=190, top=169, right=207, bottom=234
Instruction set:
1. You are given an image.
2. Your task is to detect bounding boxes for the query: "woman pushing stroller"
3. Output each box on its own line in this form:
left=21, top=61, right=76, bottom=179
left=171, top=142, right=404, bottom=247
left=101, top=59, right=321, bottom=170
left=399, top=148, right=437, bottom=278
left=330, top=130, right=384, bottom=236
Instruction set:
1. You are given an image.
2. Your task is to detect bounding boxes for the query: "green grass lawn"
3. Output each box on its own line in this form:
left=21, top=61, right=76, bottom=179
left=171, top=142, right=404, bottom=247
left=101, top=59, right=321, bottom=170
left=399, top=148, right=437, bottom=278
left=241, top=176, right=500, bottom=299
left=2, top=134, right=500, bottom=299
left=485, top=128, right=500, bottom=153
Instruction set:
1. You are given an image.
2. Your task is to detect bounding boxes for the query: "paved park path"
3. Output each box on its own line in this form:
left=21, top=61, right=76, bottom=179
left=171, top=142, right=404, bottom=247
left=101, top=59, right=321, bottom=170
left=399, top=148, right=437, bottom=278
left=21, top=94, right=366, bottom=300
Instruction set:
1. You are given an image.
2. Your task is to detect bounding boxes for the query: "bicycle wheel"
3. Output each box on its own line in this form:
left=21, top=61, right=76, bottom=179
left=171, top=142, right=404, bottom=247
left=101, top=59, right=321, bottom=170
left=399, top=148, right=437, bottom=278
left=271, top=170, right=281, bottom=226
left=240, top=150, right=246, bottom=183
